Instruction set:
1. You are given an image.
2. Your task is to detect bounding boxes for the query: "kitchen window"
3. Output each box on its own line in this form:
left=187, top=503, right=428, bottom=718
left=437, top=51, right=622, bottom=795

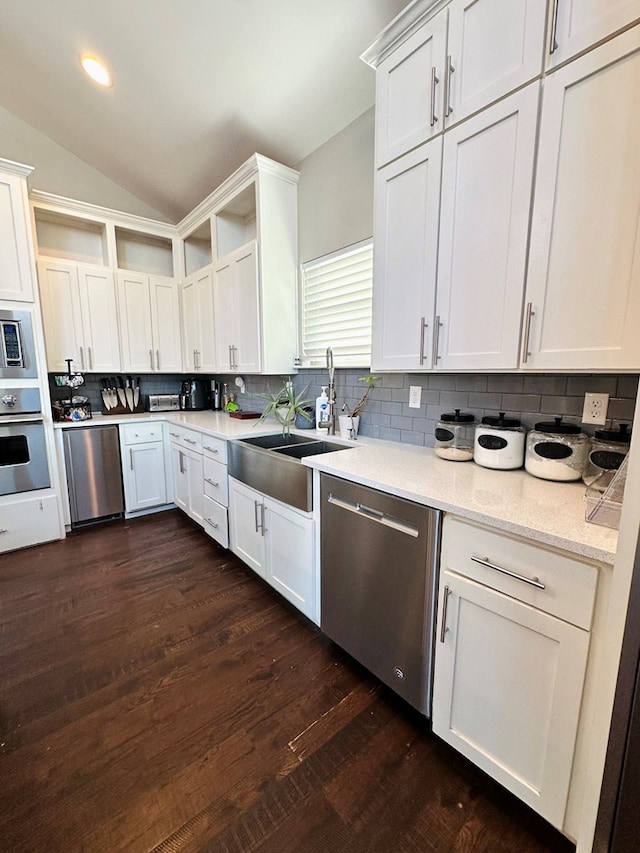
left=299, top=239, right=373, bottom=368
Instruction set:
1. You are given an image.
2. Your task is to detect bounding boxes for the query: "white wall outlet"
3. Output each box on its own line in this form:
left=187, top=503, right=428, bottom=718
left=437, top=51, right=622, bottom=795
left=582, top=392, right=609, bottom=425
left=409, top=385, right=422, bottom=409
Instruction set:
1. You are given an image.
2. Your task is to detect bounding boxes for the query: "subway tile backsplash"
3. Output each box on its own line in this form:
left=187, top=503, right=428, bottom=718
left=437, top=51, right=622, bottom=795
left=52, top=369, right=638, bottom=449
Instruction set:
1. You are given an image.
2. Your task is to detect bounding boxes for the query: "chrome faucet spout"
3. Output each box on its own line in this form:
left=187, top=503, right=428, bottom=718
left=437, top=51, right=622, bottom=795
left=319, top=346, right=336, bottom=435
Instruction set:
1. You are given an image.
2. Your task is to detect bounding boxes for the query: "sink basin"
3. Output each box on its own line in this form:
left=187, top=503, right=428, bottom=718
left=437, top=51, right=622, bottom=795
left=228, top=434, right=351, bottom=511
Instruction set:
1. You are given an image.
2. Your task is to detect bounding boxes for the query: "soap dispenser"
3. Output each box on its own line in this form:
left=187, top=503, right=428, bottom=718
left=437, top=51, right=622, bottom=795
left=316, top=386, right=329, bottom=426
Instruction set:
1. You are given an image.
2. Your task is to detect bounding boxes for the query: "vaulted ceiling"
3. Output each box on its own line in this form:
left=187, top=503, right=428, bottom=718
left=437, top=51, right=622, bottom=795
left=0, top=0, right=407, bottom=222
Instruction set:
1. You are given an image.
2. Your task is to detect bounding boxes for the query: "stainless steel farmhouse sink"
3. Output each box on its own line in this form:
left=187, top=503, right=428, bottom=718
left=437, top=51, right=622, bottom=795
left=228, top=434, right=351, bottom=511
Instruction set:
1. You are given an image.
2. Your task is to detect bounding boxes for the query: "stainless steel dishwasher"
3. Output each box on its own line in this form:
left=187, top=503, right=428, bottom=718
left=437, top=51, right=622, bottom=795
left=320, top=473, right=441, bottom=716
left=62, top=426, right=124, bottom=526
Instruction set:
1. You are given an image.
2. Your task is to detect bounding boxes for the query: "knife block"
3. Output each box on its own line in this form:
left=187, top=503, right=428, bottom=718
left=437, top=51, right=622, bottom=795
left=102, top=401, right=146, bottom=416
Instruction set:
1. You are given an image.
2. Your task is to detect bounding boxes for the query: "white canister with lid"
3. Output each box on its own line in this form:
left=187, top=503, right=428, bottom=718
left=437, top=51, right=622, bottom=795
left=525, top=418, right=590, bottom=481
left=474, top=413, right=526, bottom=470
left=583, top=424, right=631, bottom=488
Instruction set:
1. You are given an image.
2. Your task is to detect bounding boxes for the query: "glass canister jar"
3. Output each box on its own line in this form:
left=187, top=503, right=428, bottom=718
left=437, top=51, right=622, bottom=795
left=434, top=409, right=475, bottom=461
left=525, top=418, right=590, bottom=481
left=473, top=413, right=526, bottom=470
left=583, top=424, right=631, bottom=489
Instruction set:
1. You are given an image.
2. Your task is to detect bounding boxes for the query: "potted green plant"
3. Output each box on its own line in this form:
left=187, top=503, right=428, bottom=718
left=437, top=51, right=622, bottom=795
left=258, top=381, right=313, bottom=438
left=339, top=374, right=379, bottom=438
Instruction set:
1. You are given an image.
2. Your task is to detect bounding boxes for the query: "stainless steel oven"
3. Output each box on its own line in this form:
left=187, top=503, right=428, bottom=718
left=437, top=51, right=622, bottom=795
left=0, top=387, right=50, bottom=496
left=0, top=309, right=37, bottom=378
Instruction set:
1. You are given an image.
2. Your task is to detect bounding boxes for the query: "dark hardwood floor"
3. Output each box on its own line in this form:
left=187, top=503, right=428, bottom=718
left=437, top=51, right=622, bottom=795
left=0, top=510, right=575, bottom=853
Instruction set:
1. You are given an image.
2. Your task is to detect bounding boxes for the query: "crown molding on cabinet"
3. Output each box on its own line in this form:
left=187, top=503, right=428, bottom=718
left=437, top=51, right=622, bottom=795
left=361, top=0, right=449, bottom=68
left=0, top=157, right=34, bottom=179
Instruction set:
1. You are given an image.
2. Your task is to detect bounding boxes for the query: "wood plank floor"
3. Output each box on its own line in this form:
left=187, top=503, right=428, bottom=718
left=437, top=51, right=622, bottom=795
left=0, top=510, right=575, bottom=853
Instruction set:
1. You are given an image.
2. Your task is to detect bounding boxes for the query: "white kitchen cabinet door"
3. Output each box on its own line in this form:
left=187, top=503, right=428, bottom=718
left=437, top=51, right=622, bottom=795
left=122, top=441, right=167, bottom=512
left=0, top=494, right=61, bottom=553
left=375, top=9, right=448, bottom=167
left=446, top=0, right=546, bottom=128
left=0, top=168, right=34, bottom=301
left=433, top=570, right=590, bottom=828
left=435, top=84, right=539, bottom=369
left=214, top=241, right=261, bottom=373
left=181, top=268, right=216, bottom=372
left=264, top=500, right=315, bottom=621
left=76, top=267, right=121, bottom=373
left=371, top=138, right=442, bottom=372
left=171, top=443, right=203, bottom=525
left=547, top=0, right=640, bottom=69
left=171, top=443, right=188, bottom=513
left=523, top=28, right=640, bottom=370
left=38, top=260, right=84, bottom=371
left=228, top=478, right=266, bottom=578
left=149, top=276, right=182, bottom=372
left=117, top=272, right=155, bottom=372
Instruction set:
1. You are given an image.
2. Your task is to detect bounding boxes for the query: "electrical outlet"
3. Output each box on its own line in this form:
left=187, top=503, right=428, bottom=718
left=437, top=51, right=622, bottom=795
left=409, top=386, right=422, bottom=409
left=582, top=392, right=609, bottom=425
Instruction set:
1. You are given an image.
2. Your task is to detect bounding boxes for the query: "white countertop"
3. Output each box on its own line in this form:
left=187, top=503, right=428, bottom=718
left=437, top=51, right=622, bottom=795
left=53, top=411, right=618, bottom=564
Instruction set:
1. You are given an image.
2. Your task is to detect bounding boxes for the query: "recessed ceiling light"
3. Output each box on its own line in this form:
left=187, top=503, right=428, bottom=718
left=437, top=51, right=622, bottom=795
left=80, top=55, right=113, bottom=88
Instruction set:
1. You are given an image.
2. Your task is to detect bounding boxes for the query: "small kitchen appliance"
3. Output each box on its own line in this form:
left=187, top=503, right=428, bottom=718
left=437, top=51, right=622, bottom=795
left=474, top=413, right=526, bottom=470
left=434, top=409, right=475, bottom=461
left=147, top=393, right=180, bottom=412
left=180, top=378, right=209, bottom=411
left=211, top=380, right=222, bottom=411
left=525, top=418, right=589, bottom=481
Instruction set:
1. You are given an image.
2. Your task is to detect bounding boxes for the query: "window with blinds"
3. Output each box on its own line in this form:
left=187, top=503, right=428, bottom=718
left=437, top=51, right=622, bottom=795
left=299, top=239, right=373, bottom=368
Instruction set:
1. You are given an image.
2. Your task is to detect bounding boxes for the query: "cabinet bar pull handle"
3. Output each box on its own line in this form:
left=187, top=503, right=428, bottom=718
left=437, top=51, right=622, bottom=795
left=521, top=302, right=535, bottom=364
left=444, top=56, right=454, bottom=118
left=207, top=519, right=219, bottom=529
left=204, top=446, right=219, bottom=454
left=156, top=349, right=160, bottom=370
left=471, top=555, right=546, bottom=590
left=549, top=0, right=560, bottom=55
left=432, top=315, right=442, bottom=364
left=79, top=346, right=85, bottom=370
left=129, top=449, right=134, bottom=470
left=169, top=431, right=179, bottom=438
left=149, top=349, right=154, bottom=370
left=88, top=347, right=93, bottom=370
left=419, top=316, right=428, bottom=365
left=205, top=478, right=219, bottom=487
left=184, top=438, right=196, bottom=445
left=0, top=528, right=8, bottom=534
left=430, top=67, right=439, bottom=127
left=254, top=500, right=260, bottom=533
left=440, top=585, right=451, bottom=643
left=261, top=502, right=266, bottom=536
left=179, top=450, right=184, bottom=474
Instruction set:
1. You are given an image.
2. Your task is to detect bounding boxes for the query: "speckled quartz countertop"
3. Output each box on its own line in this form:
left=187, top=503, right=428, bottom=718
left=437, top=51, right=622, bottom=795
left=54, top=412, right=618, bottom=565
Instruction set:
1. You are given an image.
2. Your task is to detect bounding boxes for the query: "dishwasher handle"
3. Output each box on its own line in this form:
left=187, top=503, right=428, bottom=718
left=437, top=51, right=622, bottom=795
left=327, top=492, right=419, bottom=538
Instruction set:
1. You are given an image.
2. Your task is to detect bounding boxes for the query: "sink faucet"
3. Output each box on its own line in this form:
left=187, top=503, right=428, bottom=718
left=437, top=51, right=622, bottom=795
left=318, top=346, right=336, bottom=435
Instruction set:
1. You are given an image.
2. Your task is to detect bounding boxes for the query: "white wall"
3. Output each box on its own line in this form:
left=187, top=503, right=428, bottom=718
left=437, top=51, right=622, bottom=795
left=296, top=108, right=375, bottom=264
left=0, top=104, right=168, bottom=221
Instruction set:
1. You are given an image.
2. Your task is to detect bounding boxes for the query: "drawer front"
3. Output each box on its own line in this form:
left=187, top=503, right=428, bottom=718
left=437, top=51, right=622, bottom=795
left=202, top=435, right=227, bottom=463
left=121, top=421, right=164, bottom=445
left=442, top=516, right=599, bottom=630
left=203, top=495, right=228, bottom=548
left=167, top=425, right=202, bottom=453
left=203, top=457, right=228, bottom=506
left=0, top=495, right=61, bottom=553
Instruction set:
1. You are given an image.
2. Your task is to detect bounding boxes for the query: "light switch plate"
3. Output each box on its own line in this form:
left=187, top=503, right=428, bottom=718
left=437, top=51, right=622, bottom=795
left=409, top=386, right=421, bottom=409
left=582, top=392, right=609, bottom=425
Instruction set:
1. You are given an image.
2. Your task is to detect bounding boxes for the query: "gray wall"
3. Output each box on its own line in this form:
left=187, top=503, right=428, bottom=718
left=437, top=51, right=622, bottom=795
left=296, top=108, right=375, bottom=264
left=0, top=104, right=168, bottom=221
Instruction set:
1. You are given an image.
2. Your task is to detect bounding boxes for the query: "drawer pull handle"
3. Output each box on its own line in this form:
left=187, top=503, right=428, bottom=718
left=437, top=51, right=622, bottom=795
left=0, top=528, right=8, bottom=534
left=184, top=438, right=197, bottom=445
left=471, top=555, right=546, bottom=590
left=440, top=585, right=451, bottom=643
left=204, top=446, right=219, bottom=454
left=169, top=432, right=179, bottom=438
left=205, top=478, right=219, bottom=487
left=207, top=519, right=219, bottom=529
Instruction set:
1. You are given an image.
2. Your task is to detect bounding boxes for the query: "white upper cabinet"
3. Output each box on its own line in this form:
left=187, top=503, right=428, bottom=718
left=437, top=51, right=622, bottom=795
left=117, top=273, right=182, bottom=373
left=214, top=242, right=261, bottom=373
left=374, top=10, right=448, bottom=166
left=547, top=0, right=640, bottom=69
left=371, top=138, right=442, bottom=371
left=523, top=28, right=640, bottom=370
left=369, top=0, right=546, bottom=168
left=181, top=267, right=216, bottom=373
left=447, top=0, right=546, bottom=126
left=435, top=84, right=539, bottom=370
left=0, top=161, right=35, bottom=302
left=38, top=259, right=121, bottom=373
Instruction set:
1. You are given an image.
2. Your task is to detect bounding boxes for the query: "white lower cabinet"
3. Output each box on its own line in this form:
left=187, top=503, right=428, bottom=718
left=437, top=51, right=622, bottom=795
left=433, top=516, right=599, bottom=829
left=119, top=423, right=170, bottom=515
left=0, top=494, right=60, bottom=552
left=228, top=477, right=316, bottom=621
left=170, top=441, right=203, bottom=526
